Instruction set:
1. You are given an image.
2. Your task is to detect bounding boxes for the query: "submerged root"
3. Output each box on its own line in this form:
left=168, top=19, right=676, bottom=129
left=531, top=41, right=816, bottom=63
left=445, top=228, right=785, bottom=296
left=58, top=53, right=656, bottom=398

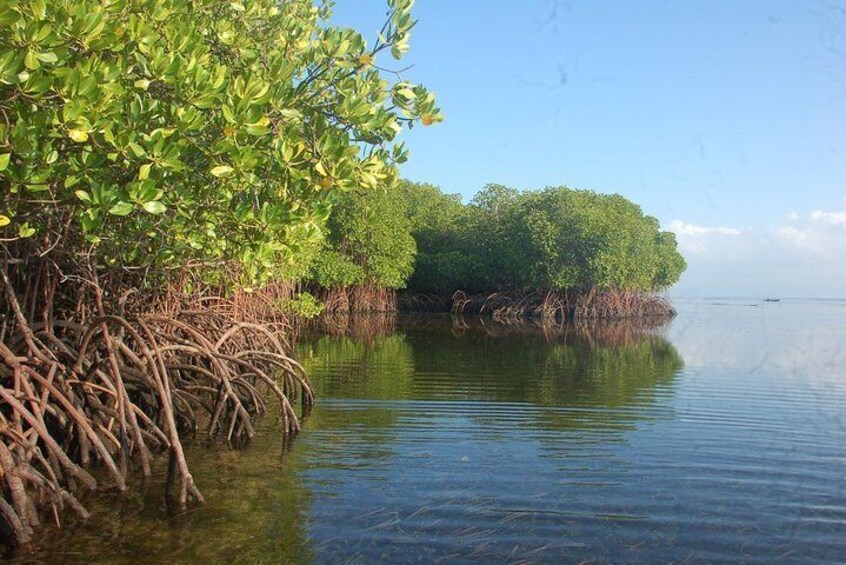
left=397, top=292, right=449, bottom=313
left=450, top=288, right=676, bottom=322
left=309, top=312, right=397, bottom=343
left=318, top=285, right=397, bottom=314
left=0, top=265, right=313, bottom=547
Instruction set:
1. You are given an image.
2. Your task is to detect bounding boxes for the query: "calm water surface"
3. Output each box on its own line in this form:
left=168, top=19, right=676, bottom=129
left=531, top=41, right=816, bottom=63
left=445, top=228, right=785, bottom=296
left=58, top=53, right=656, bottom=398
left=12, top=299, right=846, bottom=563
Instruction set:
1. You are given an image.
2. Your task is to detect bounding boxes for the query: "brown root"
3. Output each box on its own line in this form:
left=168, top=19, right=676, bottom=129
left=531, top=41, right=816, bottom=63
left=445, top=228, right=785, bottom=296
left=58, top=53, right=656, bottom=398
left=318, top=285, right=397, bottom=314
left=449, top=288, right=676, bottom=322
left=0, top=257, right=313, bottom=547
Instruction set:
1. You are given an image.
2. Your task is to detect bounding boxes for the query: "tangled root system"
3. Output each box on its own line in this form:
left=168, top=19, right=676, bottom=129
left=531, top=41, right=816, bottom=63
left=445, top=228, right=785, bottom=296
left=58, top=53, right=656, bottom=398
left=1, top=260, right=312, bottom=546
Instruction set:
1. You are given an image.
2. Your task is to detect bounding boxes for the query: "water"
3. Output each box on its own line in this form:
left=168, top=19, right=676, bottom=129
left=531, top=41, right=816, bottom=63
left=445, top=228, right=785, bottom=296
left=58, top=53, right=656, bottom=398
left=10, top=299, right=846, bottom=563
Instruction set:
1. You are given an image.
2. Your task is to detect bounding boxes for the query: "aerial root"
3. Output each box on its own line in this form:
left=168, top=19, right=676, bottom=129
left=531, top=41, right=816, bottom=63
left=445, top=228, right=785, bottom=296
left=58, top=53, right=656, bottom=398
left=450, top=288, right=676, bottom=322
left=1, top=279, right=313, bottom=546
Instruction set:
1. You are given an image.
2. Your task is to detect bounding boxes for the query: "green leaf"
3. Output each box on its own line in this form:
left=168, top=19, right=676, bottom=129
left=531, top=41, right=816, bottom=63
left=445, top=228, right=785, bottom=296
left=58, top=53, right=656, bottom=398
left=103, top=126, right=116, bottom=145
left=74, top=190, right=92, bottom=203
left=128, top=142, right=146, bottom=158
left=0, top=8, right=20, bottom=26
left=108, top=202, right=134, bottom=216
left=221, top=106, right=237, bottom=124
left=68, top=129, right=89, bottom=143
left=210, top=165, right=234, bottom=178
left=18, top=224, right=36, bottom=238
left=0, top=215, right=10, bottom=227
left=139, top=163, right=151, bottom=180
left=142, top=201, right=167, bottom=214
left=34, top=24, right=52, bottom=42
left=34, top=52, right=57, bottom=64
left=0, top=153, right=9, bottom=172
left=24, top=51, right=40, bottom=70
left=245, top=125, right=270, bottom=136
left=159, top=159, right=183, bottom=171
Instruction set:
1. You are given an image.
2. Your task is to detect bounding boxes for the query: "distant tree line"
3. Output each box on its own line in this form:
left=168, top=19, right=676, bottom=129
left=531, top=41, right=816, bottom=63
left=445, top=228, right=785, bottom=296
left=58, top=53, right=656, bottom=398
left=304, top=180, right=686, bottom=317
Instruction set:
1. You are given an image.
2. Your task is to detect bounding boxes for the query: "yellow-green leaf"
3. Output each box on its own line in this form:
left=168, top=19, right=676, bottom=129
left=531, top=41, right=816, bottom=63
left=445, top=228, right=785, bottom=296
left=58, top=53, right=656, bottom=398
left=68, top=129, right=89, bottom=143
left=24, top=50, right=40, bottom=70
left=34, top=51, right=57, bottom=64
left=109, top=202, right=134, bottom=216
left=210, top=165, right=234, bottom=178
left=74, top=190, right=92, bottom=203
left=142, top=201, right=166, bottom=214
left=0, top=215, right=10, bottom=227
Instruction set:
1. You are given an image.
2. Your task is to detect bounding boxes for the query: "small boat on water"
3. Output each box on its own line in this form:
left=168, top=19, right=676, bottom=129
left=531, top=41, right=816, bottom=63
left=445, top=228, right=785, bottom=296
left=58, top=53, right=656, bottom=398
left=763, top=298, right=781, bottom=302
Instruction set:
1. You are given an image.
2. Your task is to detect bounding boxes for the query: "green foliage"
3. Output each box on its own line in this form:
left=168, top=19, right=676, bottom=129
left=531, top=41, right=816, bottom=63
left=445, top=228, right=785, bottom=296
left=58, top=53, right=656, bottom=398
left=310, top=184, right=416, bottom=289
left=0, top=0, right=441, bottom=286
left=402, top=182, right=686, bottom=295
left=512, top=188, right=686, bottom=291
left=399, top=180, right=481, bottom=293
left=276, top=291, right=324, bottom=318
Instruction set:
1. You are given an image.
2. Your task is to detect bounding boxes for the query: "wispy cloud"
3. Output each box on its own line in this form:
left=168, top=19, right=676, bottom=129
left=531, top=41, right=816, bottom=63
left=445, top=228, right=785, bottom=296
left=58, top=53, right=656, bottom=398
left=668, top=220, right=742, bottom=254
left=669, top=204, right=846, bottom=297
left=810, top=210, right=846, bottom=225
left=668, top=220, right=742, bottom=236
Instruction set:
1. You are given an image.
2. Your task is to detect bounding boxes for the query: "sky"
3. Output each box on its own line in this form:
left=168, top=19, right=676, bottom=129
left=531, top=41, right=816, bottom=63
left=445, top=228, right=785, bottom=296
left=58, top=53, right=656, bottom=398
left=330, top=0, right=846, bottom=298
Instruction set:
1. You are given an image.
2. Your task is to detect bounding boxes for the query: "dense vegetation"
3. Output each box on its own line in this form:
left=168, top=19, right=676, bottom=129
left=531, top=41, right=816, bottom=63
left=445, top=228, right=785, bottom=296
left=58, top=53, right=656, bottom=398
left=0, top=0, right=440, bottom=546
left=308, top=180, right=686, bottom=318
left=306, top=185, right=415, bottom=312
left=403, top=181, right=685, bottom=295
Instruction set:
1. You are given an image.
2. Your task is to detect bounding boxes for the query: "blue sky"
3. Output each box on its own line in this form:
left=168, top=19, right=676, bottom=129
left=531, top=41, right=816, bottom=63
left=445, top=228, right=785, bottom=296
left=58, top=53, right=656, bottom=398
left=331, top=1, right=846, bottom=297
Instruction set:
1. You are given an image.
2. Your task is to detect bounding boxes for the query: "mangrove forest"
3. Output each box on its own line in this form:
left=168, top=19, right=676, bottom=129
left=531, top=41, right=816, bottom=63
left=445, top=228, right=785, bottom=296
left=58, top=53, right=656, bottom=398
left=0, top=0, right=684, bottom=550
left=304, top=180, right=686, bottom=319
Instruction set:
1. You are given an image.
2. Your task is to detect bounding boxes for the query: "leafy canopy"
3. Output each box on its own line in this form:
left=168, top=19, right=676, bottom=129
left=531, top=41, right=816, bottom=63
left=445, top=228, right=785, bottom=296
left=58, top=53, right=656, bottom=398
left=0, top=0, right=442, bottom=285
left=309, top=184, right=416, bottom=290
left=403, top=182, right=686, bottom=294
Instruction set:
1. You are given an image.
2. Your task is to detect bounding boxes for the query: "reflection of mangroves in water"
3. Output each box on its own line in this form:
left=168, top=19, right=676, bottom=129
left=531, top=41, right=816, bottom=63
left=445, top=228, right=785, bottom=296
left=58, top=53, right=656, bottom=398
left=303, top=312, right=399, bottom=343
left=299, top=315, right=683, bottom=414
left=299, top=331, right=415, bottom=402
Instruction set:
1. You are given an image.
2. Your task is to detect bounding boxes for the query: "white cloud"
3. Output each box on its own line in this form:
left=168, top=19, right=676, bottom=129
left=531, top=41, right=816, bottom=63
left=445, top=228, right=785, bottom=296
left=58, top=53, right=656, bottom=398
left=775, top=206, right=846, bottom=256
left=667, top=220, right=742, bottom=255
left=668, top=220, right=741, bottom=236
left=776, top=225, right=812, bottom=247
left=670, top=205, right=846, bottom=297
left=810, top=210, right=846, bottom=225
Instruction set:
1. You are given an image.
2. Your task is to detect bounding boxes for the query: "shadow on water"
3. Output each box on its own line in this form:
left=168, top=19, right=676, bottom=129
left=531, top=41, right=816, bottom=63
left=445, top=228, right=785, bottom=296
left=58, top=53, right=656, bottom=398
left=9, top=421, right=315, bottom=564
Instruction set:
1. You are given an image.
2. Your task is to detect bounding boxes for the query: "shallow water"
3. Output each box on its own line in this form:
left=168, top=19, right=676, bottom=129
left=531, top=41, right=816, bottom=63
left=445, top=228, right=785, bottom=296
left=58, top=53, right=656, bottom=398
left=10, top=299, right=846, bottom=563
